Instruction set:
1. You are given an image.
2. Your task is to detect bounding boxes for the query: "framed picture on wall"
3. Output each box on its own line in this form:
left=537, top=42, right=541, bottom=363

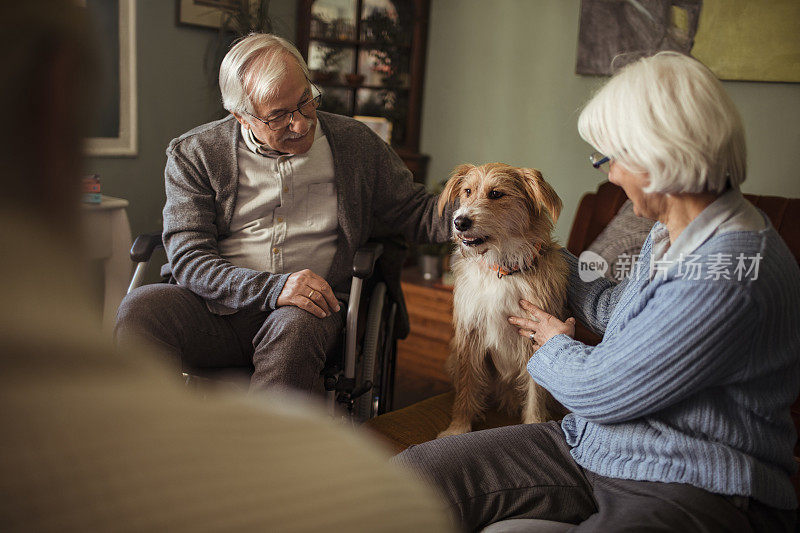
left=576, top=0, right=800, bottom=83
left=81, top=0, right=137, bottom=157
left=177, top=0, right=246, bottom=29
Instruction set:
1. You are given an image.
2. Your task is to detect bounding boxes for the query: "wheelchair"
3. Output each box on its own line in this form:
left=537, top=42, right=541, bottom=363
left=127, top=232, right=403, bottom=423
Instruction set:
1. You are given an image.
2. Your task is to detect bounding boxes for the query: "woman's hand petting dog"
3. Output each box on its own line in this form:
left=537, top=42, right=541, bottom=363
left=509, top=299, right=576, bottom=347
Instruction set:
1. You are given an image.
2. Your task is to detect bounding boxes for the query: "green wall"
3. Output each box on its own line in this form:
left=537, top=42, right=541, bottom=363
left=90, top=0, right=800, bottom=249
left=420, top=0, right=800, bottom=244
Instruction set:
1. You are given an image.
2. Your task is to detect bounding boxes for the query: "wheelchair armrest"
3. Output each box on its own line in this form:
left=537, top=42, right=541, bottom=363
left=352, top=242, right=384, bottom=279
left=130, top=232, right=164, bottom=263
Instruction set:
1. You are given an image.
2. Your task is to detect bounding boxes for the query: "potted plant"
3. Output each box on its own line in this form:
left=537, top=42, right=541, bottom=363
left=360, top=5, right=412, bottom=144
left=344, top=72, right=365, bottom=86
left=417, top=241, right=453, bottom=282
left=310, top=12, right=329, bottom=38
left=417, top=178, right=455, bottom=281
left=310, top=44, right=345, bottom=83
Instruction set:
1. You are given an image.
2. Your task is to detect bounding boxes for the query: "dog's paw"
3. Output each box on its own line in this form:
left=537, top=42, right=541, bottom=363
left=437, top=423, right=471, bottom=438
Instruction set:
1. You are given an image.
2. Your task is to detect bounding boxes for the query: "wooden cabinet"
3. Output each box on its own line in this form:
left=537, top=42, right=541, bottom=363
left=392, top=267, right=453, bottom=409
left=296, top=0, right=430, bottom=183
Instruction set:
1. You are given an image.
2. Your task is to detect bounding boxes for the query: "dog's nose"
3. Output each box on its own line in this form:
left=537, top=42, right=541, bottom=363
left=454, top=215, right=472, bottom=231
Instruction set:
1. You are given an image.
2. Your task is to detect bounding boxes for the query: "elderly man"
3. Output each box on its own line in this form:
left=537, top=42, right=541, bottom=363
left=115, top=33, right=451, bottom=393
left=0, top=6, right=454, bottom=530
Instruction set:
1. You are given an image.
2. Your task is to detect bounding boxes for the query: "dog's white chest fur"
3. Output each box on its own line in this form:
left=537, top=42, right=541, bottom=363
left=451, top=259, right=538, bottom=376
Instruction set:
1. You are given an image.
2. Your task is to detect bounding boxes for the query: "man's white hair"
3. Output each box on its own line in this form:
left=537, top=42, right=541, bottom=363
left=578, top=51, right=746, bottom=194
left=219, top=33, right=310, bottom=115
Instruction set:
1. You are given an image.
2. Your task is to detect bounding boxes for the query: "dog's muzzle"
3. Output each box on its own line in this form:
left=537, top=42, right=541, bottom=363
left=460, top=236, right=485, bottom=246
left=454, top=214, right=487, bottom=246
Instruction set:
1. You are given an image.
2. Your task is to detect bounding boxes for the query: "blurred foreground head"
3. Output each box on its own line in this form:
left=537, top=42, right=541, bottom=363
left=0, top=0, right=93, bottom=234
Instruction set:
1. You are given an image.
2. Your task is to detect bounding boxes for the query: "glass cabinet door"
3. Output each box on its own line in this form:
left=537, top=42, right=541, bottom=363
left=310, top=0, right=357, bottom=40
left=305, top=0, right=416, bottom=146
left=298, top=0, right=430, bottom=182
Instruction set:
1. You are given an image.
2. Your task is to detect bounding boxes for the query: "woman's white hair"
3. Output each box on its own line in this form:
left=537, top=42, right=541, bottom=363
left=578, top=51, right=746, bottom=194
left=219, top=33, right=310, bottom=115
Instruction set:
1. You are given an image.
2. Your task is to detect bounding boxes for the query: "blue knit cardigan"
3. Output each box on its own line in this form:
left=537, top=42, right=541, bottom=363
left=529, top=217, right=800, bottom=510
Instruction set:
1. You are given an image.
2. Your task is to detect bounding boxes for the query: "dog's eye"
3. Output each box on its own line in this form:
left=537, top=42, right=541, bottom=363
left=488, top=190, right=505, bottom=200
left=464, top=188, right=471, bottom=197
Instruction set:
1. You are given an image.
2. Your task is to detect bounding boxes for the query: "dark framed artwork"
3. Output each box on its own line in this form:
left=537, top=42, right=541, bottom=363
left=576, top=0, right=800, bottom=83
left=82, top=0, right=137, bottom=156
left=177, top=0, right=248, bottom=29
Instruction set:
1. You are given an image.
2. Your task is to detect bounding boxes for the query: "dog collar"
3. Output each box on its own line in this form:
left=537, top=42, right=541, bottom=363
left=485, top=242, right=543, bottom=279
left=488, top=263, right=522, bottom=278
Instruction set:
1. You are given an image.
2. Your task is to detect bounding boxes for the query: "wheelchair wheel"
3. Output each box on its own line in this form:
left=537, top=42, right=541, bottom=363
left=378, top=301, right=397, bottom=414
left=355, top=282, right=389, bottom=421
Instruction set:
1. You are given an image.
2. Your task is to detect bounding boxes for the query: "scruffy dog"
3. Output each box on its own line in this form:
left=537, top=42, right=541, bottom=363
left=436, top=163, right=569, bottom=438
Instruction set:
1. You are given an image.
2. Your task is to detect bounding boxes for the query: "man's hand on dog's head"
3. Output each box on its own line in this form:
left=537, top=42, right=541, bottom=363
left=508, top=300, right=576, bottom=347
left=277, top=269, right=340, bottom=319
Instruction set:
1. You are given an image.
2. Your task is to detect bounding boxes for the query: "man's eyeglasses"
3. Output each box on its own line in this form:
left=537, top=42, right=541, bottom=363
left=247, top=88, right=322, bottom=131
left=589, top=151, right=611, bottom=173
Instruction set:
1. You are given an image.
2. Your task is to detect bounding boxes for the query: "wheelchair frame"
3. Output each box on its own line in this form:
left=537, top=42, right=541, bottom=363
left=127, top=233, right=398, bottom=423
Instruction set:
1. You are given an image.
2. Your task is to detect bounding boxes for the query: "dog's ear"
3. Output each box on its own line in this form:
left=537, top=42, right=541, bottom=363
left=438, top=163, right=474, bottom=215
left=520, top=168, right=562, bottom=223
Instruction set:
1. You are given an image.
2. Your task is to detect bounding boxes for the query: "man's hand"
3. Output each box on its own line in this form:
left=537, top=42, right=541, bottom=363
left=508, top=299, right=575, bottom=347
left=277, top=269, right=340, bottom=318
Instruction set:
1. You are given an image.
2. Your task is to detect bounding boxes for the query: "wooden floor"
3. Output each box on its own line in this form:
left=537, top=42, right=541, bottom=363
left=392, top=369, right=450, bottom=410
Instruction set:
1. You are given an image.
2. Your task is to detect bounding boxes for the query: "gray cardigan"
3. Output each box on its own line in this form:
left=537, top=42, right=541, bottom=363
left=162, top=112, right=451, bottom=335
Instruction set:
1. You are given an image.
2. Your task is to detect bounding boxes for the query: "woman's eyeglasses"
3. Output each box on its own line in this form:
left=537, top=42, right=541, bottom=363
left=589, top=151, right=611, bottom=173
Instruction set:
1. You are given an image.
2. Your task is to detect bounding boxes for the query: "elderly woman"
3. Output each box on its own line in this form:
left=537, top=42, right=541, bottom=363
left=394, top=52, right=800, bottom=532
